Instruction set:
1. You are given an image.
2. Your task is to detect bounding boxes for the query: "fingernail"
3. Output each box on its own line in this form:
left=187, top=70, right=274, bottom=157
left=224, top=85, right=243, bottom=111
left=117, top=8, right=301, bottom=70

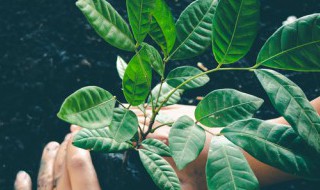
left=16, top=171, right=27, bottom=180
left=47, top=142, right=59, bottom=151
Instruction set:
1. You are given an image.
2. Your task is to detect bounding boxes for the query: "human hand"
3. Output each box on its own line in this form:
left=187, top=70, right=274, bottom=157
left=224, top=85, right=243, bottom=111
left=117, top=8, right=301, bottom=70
left=14, top=126, right=101, bottom=190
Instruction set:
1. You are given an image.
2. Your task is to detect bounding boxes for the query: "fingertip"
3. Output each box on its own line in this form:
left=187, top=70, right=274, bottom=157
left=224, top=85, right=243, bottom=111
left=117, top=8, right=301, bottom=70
left=14, top=171, right=31, bottom=190
left=70, top=125, right=81, bottom=132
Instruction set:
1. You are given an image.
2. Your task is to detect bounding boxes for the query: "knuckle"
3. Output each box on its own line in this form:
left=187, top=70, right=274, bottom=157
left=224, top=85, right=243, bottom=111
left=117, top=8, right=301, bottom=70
left=69, top=154, right=88, bottom=169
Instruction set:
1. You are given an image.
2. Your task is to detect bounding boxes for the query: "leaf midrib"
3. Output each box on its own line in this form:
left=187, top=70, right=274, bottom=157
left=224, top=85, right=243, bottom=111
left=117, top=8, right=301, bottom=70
left=64, top=97, right=115, bottom=118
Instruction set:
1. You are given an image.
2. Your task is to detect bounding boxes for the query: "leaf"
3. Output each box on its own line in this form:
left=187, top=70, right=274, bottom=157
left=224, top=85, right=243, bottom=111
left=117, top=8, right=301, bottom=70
left=142, top=138, right=171, bottom=157
left=149, top=0, right=176, bottom=56
left=58, top=86, right=116, bottom=129
left=109, top=108, right=138, bottom=143
left=170, top=0, right=219, bottom=60
left=206, top=136, right=259, bottom=190
left=222, top=119, right=320, bottom=179
left=195, top=89, right=263, bottom=127
left=169, top=116, right=206, bottom=170
left=126, top=0, right=155, bottom=43
left=256, top=14, right=320, bottom=71
left=123, top=44, right=152, bottom=106
left=143, top=43, right=164, bottom=77
left=156, top=112, right=176, bottom=126
left=255, top=69, right=320, bottom=153
left=76, top=0, right=135, bottom=51
left=73, top=127, right=133, bottom=152
left=116, top=56, right=127, bottom=80
left=212, top=0, right=260, bottom=64
left=149, top=82, right=184, bottom=107
left=139, top=149, right=181, bottom=190
left=166, top=66, right=210, bottom=90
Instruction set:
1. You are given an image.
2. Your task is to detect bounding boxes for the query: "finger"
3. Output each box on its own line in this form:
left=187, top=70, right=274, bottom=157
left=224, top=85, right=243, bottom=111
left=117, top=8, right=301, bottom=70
left=54, top=134, right=72, bottom=190
left=67, top=133, right=101, bottom=190
left=14, top=171, right=32, bottom=190
left=37, top=142, right=60, bottom=190
left=70, top=125, right=81, bottom=132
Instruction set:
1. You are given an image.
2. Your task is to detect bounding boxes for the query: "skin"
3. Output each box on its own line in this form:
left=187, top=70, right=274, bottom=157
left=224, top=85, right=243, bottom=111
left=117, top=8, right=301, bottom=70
left=14, top=97, right=320, bottom=190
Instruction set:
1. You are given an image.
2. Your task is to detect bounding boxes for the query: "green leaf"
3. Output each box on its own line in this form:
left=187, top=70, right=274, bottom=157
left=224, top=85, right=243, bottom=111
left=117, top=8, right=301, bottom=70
left=139, top=149, right=181, bottom=190
left=116, top=56, right=127, bottom=80
left=149, top=82, right=184, bottom=107
left=206, top=136, right=259, bottom=190
left=166, top=66, right=210, bottom=90
left=257, top=14, right=320, bottom=71
left=195, top=89, right=263, bottom=127
left=123, top=44, right=152, bottom=106
left=255, top=69, right=320, bottom=153
left=170, top=0, right=219, bottom=60
left=126, top=0, right=155, bottom=43
left=58, top=86, right=116, bottom=129
left=73, top=128, right=133, bottom=152
left=156, top=112, right=176, bottom=126
left=109, top=108, right=138, bottom=143
left=143, top=43, right=164, bottom=77
left=142, top=138, right=171, bottom=157
left=76, top=0, right=135, bottom=51
left=169, top=116, right=206, bottom=170
left=212, top=0, right=260, bottom=64
left=149, top=0, right=176, bottom=56
left=222, top=119, right=320, bottom=179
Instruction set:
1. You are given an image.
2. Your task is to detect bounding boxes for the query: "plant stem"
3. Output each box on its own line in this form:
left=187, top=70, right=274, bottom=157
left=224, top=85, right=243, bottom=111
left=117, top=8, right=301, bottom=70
left=151, top=122, right=174, bottom=133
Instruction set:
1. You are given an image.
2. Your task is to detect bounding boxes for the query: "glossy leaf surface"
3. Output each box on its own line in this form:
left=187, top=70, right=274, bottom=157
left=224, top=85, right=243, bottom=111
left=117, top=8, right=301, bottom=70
left=212, top=0, right=260, bottom=64
left=169, top=116, right=206, bottom=170
left=142, top=138, right=171, bottom=157
left=76, top=0, right=135, bottom=51
left=58, top=86, right=116, bottom=129
left=126, top=0, right=155, bottom=43
left=257, top=14, right=320, bottom=71
left=143, top=43, right=164, bottom=77
left=222, top=119, right=320, bottom=179
left=149, top=82, right=183, bottom=107
left=73, top=128, right=133, bottom=152
left=139, top=149, right=181, bottom=190
left=116, top=56, right=127, bottom=80
left=123, top=44, right=152, bottom=106
left=149, top=0, right=176, bottom=56
left=110, top=108, right=138, bottom=142
left=195, top=89, right=263, bottom=127
left=206, top=136, right=259, bottom=190
left=166, top=66, right=210, bottom=90
left=255, top=69, right=320, bottom=153
left=171, top=0, right=218, bottom=60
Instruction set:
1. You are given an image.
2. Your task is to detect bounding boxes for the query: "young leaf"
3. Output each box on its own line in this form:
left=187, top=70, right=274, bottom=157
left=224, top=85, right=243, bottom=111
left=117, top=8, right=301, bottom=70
left=149, top=0, right=176, bottom=56
left=195, top=89, right=263, bottom=127
left=169, top=116, right=206, bottom=170
left=156, top=112, right=176, bottom=126
left=255, top=69, right=320, bottom=153
left=109, top=108, right=139, bottom=143
left=142, top=138, right=171, bottom=157
left=170, top=0, right=219, bottom=60
left=123, top=44, right=152, bottom=106
left=143, top=43, right=164, bottom=77
left=206, top=137, right=259, bottom=190
left=58, top=86, right=116, bottom=129
left=257, top=14, right=320, bottom=71
left=212, top=0, right=260, bottom=64
left=166, top=66, right=210, bottom=90
left=126, top=0, right=155, bottom=43
left=76, top=0, right=135, bottom=51
left=139, top=149, right=181, bottom=190
left=149, top=82, right=184, bottom=107
left=116, top=56, right=127, bottom=80
left=222, top=119, right=320, bottom=179
left=73, top=128, right=133, bottom=152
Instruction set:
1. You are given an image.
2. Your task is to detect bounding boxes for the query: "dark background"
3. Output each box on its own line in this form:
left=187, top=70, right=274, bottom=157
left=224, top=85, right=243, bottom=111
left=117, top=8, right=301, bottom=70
left=0, top=0, right=320, bottom=189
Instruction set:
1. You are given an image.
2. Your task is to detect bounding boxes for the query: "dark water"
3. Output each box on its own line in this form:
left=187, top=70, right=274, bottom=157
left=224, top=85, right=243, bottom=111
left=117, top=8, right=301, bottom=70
left=0, top=0, right=320, bottom=189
